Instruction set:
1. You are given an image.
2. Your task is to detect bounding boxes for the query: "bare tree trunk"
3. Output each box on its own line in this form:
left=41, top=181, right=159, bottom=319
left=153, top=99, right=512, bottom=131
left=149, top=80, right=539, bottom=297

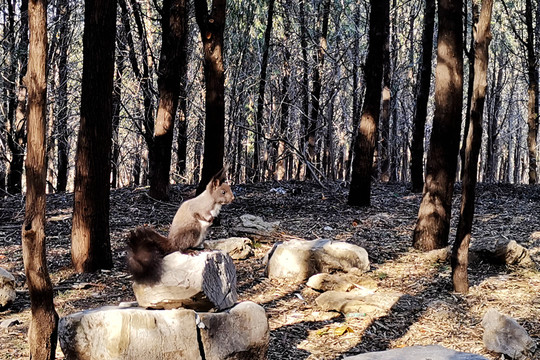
left=413, top=0, right=463, bottom=251
left=175, top=17, right=190, bottom=178
left=452, top=0, right=493, bottom=294
left=22, top=0, right=59, bottom=357
left=298, top=0, right=310, bottom=180
left=71, top=0, right=116, bottom=272
left=148, top=0, right=187, bottom=199
left=348, top=0, right=389, bottom=206
left=410, top=0, right=435, bottom=192
left=253, top=0, right=276, bottom=182
left=111, top=27, right=125, bottom=189
left=194, top=0, right=226, bottom=193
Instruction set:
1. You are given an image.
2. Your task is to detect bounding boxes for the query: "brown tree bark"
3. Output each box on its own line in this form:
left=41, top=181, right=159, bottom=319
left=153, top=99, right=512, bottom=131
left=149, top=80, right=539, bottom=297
left=71, top=0, right=116, bottom=272
left=452, top=0, right=493, bottom=294
left=22, top=0, right=59, bottom=357
left=6, top=0, right=28, bottom=195
left=348, top=0, right=389, bottom=206
left=175, top=16, right=190, bottom=178
left=413, top=0, right=464, bottom=251
left=410, top=0, right=435, bottom=193
left=253, top=0, right=276, bottom=182
left=148, top=0, right=187, bottom=199
left=194, top=0, right=226, bottom=194
left=525, top=0, right=538, bottom=184
left=111, top=23, right=126, bottom=189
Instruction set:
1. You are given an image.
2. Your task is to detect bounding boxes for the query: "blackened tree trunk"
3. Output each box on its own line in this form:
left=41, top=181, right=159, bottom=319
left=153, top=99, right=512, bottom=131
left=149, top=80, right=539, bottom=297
left=413, top=0, right=464, bottom=251
left=194, top=0, right=226, bottom=194
left=452, top=0, right=493, bottom=294
left=253, top=0, right=276, bottom=182
left=348, top=0, right=389, bottom=206
left=22, top=0, right=59, bottom=357
left=6, top=0, right=28, bottom=194
left=148, top=0, right=187, bottom=199
left=525, top=0, right=538, bottom=184
left=306, top=0, right=331, bottom=174
left=175, top=15, right=190, bottom=178
left=410, top=0, right=435, bottom=193
left=71, top=0, right=116, bottom=272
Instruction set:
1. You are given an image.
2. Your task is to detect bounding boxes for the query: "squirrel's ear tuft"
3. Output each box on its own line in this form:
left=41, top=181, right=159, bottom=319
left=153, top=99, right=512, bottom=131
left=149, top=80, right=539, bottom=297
left=213, top=166, right=228, bottom=184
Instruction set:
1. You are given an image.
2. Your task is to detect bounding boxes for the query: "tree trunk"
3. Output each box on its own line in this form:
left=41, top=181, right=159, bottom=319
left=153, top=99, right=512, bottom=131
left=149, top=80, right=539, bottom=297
left=175, top=17, right=190, bottom=178
left=452, top=0, right=493, bottom=294
left=148, top=0, right=187, bottom=199
left=306, top=0, right=331, bottom=176
left=253, top=0, right=276, bottom=182
left=71, top=0, right=116, bottom=272
left=525, top=0, right=538, bottom=184
left=413, top=0, right=464, bottom=251
left=6, top=0, right=28, bottom=195
left=22, top=0, right=59, bottom=357
left=348, top=0, right=389, bottom=207
left=410, top=0, right=435, bottom=193
left=111, top=24, right=125, bottom=189
left=194, top=0, right=226, bottom=194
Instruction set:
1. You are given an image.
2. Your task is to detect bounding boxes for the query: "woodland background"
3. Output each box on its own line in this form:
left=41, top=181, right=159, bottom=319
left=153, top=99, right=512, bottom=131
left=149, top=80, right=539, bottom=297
left=1, top=0, right=538, bottom=193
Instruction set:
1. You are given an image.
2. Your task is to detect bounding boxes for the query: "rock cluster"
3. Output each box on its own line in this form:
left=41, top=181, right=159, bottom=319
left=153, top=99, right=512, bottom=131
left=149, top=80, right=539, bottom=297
left=0, top=267, right=16, bottom=308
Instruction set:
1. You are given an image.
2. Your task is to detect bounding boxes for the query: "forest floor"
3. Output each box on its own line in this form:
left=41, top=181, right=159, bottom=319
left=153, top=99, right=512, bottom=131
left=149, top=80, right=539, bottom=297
left=1, top=181, right=540, bottom=359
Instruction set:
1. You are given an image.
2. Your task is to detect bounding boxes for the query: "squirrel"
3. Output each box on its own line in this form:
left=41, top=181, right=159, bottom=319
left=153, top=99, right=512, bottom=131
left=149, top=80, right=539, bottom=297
left=127, top=168, right=234, bottom=284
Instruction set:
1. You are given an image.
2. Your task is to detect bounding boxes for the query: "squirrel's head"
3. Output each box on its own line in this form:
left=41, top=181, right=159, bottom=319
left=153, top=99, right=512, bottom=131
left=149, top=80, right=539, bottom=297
left=207, top=167, right=234, bottom=204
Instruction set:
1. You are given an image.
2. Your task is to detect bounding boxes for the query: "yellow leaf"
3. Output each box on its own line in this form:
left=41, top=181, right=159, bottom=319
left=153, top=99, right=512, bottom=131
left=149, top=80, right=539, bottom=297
left=334, top=325, right=354, bottom=336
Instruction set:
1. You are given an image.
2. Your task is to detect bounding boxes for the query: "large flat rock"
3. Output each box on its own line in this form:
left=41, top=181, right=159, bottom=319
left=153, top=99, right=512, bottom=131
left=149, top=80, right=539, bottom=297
left=59, top=301, right=269, bottom=360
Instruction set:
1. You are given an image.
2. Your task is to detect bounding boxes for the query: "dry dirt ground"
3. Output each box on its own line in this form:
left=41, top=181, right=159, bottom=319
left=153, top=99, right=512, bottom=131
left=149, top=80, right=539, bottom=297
left=1, top=181, right=539, bottom=359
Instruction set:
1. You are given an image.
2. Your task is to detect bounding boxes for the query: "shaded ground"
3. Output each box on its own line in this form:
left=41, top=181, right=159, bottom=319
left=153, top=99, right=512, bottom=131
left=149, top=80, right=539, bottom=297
left=1, top=181, right=539, bottom=359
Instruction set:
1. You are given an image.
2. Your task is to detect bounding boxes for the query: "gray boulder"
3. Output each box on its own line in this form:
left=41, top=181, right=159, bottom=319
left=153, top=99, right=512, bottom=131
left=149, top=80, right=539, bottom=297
left=265, top=239, right=369, bottom=282
left=132, top=250, right=237, bottom=311
left=233, top=214, right=280, bottom=241
left=482, top=308, right=537, bottom=359
left=470, top=239, right=535, bottom=268
left=344, top=345, right=488, bottom=359
left=204, top=237, right=253, bottom=260
left=0, top=267, right=16, bottom=308
left=58, top=301, right=269, bottom=360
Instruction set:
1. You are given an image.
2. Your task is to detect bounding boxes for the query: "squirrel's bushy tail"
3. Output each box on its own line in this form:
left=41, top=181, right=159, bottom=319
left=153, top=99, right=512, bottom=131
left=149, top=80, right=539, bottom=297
left=126, top=226, right=169, bottom=284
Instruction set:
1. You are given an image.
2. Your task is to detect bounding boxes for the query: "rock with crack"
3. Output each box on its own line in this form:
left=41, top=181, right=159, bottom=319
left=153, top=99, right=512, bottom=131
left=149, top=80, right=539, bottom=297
left=132, top=250, right=237, bottom=311
left=469, top=239, right=535, bottom=268
left=265, top=239, right=369, bottom=283
left=343, top=345, right=489, bottom=359
left=232, top=214, right=280, bottom=241
left=58, top=301, right=269, bottom=360
left=204, top=237, right=253, bottom=260
left=482, top=308, right=537, bottom=360
left=0, top=267, right=16, bottom=308
left=315, top=289, right=402, bottom=315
